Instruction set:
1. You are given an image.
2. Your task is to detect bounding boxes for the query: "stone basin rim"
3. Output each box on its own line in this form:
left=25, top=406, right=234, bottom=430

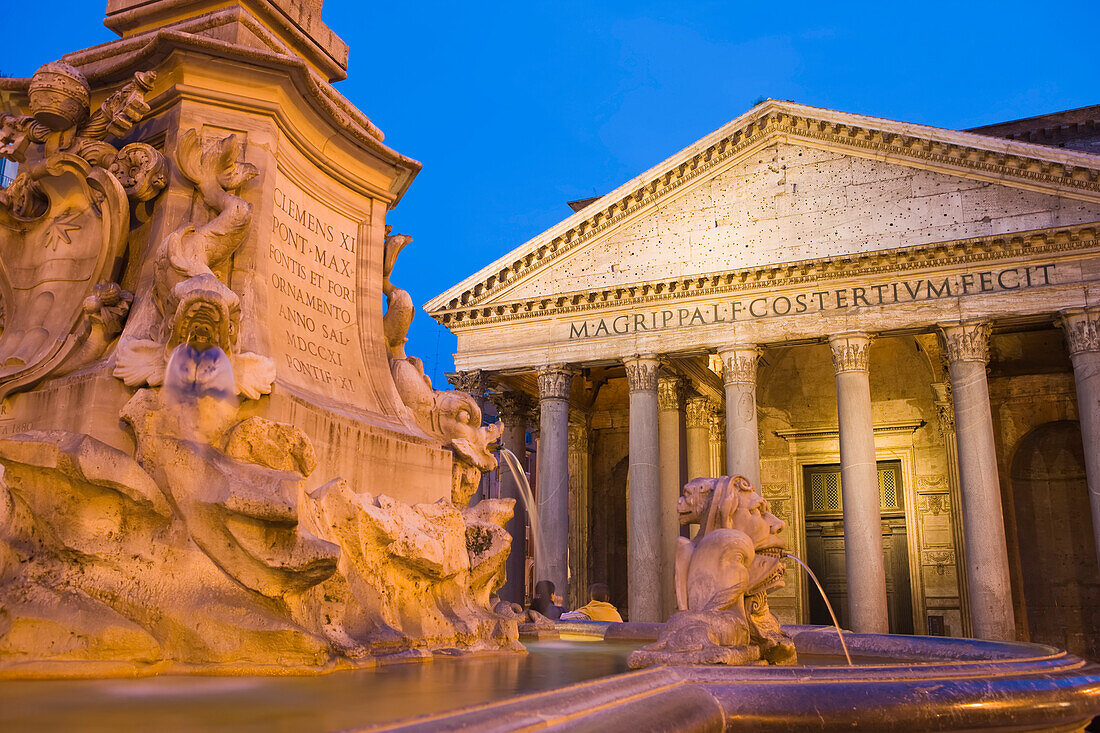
left=367, top=624, right=1100, bottom=732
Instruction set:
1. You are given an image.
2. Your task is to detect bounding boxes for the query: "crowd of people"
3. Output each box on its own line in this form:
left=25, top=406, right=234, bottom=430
left=528, top=580, right=623, bottom=623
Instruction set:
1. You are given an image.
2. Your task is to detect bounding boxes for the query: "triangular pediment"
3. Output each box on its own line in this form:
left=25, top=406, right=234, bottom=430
left=427, top=101, right=1100, bottom=323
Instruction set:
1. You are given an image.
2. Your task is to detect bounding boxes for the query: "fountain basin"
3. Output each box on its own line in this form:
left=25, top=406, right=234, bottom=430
left=369, top=624, right=1100, bottom=732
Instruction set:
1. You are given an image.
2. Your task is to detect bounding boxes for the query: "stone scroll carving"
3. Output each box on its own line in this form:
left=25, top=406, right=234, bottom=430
left=628, top=475, right=796, bottom=668
left=0, top=62, right=166, bottom=400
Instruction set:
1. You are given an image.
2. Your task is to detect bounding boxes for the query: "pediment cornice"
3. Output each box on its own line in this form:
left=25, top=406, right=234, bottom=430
left=427, top=101, right=1100, bottom=317
left=432, top=223, right=1100, bottom=329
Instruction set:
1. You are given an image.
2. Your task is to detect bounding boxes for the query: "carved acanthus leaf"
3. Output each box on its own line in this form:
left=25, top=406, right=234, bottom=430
left=686, top=395, right=717, bottom=429
left=537, top=363, right=575, bottom=400
left=718, top=345, right=760, bottom=385
left=623, top=354, right=659, bottom=393
left=1057, top=307, right=1100, bottom=356
left=828, top=333, right=872, bottom=373
left=657, top=375, right=685, bottom=411
left=939, top=321, right=991, bottom=364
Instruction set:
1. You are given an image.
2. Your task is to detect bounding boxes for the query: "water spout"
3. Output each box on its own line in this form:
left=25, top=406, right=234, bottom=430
left=783, top=551, right=853, bottom=666
left=498, top=448, right=542, bottom=583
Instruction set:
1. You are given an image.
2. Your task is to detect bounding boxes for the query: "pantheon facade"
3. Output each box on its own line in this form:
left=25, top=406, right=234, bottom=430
left=428, top=101, right=1100, bottom=656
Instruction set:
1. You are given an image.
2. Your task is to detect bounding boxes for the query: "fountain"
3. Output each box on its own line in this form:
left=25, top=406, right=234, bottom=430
left=0, top=1, right=1097, bottom=730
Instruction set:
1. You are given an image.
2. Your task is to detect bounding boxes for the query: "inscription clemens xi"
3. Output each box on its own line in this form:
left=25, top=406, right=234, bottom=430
left=268, top=172, right=363, bottom=396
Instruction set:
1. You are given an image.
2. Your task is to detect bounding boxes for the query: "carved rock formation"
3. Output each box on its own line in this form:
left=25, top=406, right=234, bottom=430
left=628, top=475, right=797, bottom=668
left=0, top=64, right=516, bottom=675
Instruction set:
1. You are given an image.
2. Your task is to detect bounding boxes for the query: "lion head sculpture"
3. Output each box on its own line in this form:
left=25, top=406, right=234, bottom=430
left=631, top=475, right=796, bottom=669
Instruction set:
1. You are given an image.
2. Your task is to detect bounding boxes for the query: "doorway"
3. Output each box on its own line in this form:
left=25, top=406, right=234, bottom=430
left=803, top=461, right=914, bottom=633
left=1010, top=420, right=1099, bottom=659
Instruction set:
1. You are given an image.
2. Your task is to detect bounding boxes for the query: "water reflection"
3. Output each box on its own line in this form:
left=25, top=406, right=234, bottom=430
left=0, top=641, right=642, bottom=733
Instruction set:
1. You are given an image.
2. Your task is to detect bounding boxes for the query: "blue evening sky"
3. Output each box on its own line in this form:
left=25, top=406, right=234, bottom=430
left=6, top=2, right=1098, bottom=387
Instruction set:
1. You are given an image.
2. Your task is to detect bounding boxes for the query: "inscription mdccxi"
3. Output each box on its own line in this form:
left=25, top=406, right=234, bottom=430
left=567, top=264, right=1057, bottom=339
left=268, top=171, right=363, bottom=395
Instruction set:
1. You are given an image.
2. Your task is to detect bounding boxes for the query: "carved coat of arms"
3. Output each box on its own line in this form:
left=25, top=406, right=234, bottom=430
left=0, top=62, right=165, bottom=399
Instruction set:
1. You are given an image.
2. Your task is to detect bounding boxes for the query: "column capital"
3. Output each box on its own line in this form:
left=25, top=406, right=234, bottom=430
left=1057, top=306, right=1100, bottom=356
left=446, top=369, right=490, bottom=397
left=657, top=375, right=686, bottom=411
left=537, top=363, right=576, bottom=400
left=827, top=332, right=873, bottom=373
left=716, top=343, right=761, bottom=385
left=939, top=321, right=991, bottom=364
left=489, top=390, right=531, bottom=424
left=685, top=394, right=717, bottom=428
left=623, top=354, right=660, bottom=393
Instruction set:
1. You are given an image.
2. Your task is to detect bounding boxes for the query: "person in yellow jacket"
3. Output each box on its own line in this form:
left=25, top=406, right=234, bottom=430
left=560, top=583, right=623, bottom=622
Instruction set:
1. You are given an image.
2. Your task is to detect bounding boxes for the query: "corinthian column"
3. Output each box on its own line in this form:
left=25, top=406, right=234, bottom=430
left=536, top=364, right=575, bottom=601
left=1057, top=307, right=1100, bottom=570
left=828, top=332, right=889, bottom=634
left=939, top=321, right=1015, bottom=641
left=624, top=354, right=662, bottom=622
left=657, top=375, right=686, bottom=619
left=490, top=390, right=531, bottom=604
left=685, top=395, right=715, bottom=480
left=717, top=344, right=762, bottom=489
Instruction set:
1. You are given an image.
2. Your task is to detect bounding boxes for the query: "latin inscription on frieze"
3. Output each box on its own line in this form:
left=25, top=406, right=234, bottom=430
left=566, top=264, right=1059, bottom=339
left=267, top=170, right=364, bottom=396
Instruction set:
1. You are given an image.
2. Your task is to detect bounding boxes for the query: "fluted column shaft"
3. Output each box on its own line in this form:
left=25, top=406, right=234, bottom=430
left=940, top=321, right=1015, bottom=641
left=657, top=376, right=687, bottom=619
left=625, top=355, right=662, bottom=622
left=718, top=344, right=762, bottom=489
left=491, top=391, right=531, bottom=604
left=1058, top=307, right=1100, bottom=569
left=685, top=396, right=714, bottom=480
left=829, top=332, right=889, bottom=634
left=536, top=364, right=575, bottom=600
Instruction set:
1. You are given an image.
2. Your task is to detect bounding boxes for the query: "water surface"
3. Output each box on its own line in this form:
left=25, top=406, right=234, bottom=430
left=0, top=640, right=641, bottom=733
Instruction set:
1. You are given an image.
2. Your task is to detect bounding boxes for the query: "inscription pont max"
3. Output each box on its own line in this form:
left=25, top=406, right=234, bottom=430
left=267, top=172, right=363, bottom=395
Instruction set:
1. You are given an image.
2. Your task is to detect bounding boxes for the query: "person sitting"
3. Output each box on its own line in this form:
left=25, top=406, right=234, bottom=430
left=560, top=583, right=623, bottom=622
left=528, top=579, right=563, bottom=620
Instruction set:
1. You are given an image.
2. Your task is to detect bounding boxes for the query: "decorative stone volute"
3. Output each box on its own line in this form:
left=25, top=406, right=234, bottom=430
left=537, top=363, right=575, bottom=400
left=1057, top=307, right=1100, bottom=356
left=939, top=321, right=992, bottom=364
left=828, top=332, right=873, bottom=373
left=717, top=344, right=761, bottom=385
left=657, top=375, right=685, bottom=411
left=623, top=354, right=660, bottom=393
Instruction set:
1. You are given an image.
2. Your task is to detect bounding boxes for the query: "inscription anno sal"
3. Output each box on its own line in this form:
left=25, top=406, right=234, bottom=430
left=267, top=171, right=363, bottom=395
